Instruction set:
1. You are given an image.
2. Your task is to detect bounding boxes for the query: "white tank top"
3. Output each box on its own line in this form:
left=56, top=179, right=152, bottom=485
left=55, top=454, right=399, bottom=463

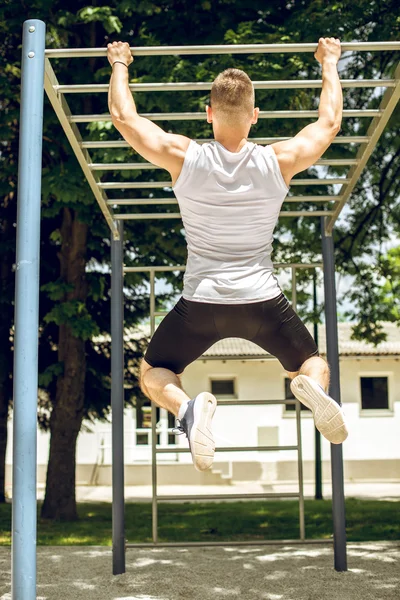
left=173, top=140, right=289, bottom=304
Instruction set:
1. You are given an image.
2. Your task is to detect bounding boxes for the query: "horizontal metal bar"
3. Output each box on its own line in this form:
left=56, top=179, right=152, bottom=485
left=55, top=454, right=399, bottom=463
left=200, top=354, right=277, bottom=361
left=115, top=213, right=181, bottom=219
left=99, top=178, right=349, bottom=189
left=100, top=182, right=172, bottom=189
left=108, top=198, right=178, bottom=205
left=90, top=162, right=159, bottom=171
left=317, top=159, right=358, bottom=166
left=280, top=210, right=334, bottom=216
left=72, top=109, right=381, bottom=121
left=156, top=445, right=298, bottom=454
left=157, top=493, right=300, bottom=501
left=58, top=80, right=394, bottom=94
left=125, top=266, right=186, bottom=272
left=123, top=263, right=323, bottom=273
left=127, top=539, right=333, bottom=548
left=217, top=399, right=298, bottom=406
left=284, top=196, right=339, bottom=203
left=46, top=41, right=400, bottom=59
left=81, top=136, right=370, bottom=149
left=91, top=158, right=358, bottom=171
left=114, top=210, right=334, bottom=220
left=195, top=137, right=370, bottom=145
left=107, top=196, right=339, bottom=206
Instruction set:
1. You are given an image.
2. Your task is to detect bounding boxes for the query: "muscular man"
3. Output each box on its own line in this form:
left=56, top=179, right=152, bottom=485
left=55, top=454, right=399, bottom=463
left=107, top=37, right=348, bottom=472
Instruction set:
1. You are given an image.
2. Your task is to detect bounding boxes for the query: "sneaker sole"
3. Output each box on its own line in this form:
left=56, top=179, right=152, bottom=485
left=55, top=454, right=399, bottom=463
left=189, top=392, right=217, bottom=472
left=290, top=375, right=348, bottom=444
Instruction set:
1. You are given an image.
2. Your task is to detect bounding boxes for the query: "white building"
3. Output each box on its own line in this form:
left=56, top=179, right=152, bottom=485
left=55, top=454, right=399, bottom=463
left=5, top=322, right=400, bottom=488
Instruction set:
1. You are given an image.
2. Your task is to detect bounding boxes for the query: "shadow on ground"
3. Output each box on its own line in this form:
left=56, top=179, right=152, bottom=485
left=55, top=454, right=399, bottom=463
left=1, top=542, right=399, bottom=600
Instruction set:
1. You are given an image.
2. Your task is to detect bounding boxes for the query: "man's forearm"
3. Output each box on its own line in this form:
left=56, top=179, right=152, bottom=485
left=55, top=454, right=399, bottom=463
left=318, top=60, right=343, bottom=129
left=108, top=63, right=137, bottom=122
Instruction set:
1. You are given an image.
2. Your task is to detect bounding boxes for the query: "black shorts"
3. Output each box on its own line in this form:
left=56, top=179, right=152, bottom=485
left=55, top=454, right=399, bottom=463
left=144, top=293, right=319, bottom=374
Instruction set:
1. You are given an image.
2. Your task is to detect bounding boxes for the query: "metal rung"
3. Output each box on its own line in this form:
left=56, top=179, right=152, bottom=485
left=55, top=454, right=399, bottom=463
left=157, top=492, right=300, bottom=501
left=123, top=263, right=322, bottom=272
left=318, top=159, right=359, bottom=166
left=107, top=196, right=338, bottom=206
left=218, top=399, right=298, bottom=406
left=284, top=196, right=340, bottom=202
left=99, top=178, right=349, bottom=189
left=90, top=162, right=159, bottom=170
left=126, top=539, right=333, bottom=549
left=46, top=41, right=400, bottom=59
left=71, top=109, right=382, bottom=121
left=115, top=213, right=181, bottom=219
left=91, top=158, right=358, bottom=171
left=156, top=445, right=298, bottom=454
left=59, top=81, right=392, bottom=94
left=114, top=210, right=334, bottom=220
left=108, top=198, right=177, bottom=205
left=80, top=136, right=370, bottom=149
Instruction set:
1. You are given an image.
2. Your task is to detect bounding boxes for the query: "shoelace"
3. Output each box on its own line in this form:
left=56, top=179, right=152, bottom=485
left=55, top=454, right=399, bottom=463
left=172, top=419, right=188, bottom=437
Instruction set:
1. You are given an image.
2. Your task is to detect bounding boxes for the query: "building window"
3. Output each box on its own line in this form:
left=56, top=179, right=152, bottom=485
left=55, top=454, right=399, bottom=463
left=168, top=412, right=176, bottom=445
left=284, top=378, right=310, bottom=412
left=360, top=377, right=389, bottom=410
left=210, top=378, right=236, bottom=398
left=136, top=400, right=161, bottom=445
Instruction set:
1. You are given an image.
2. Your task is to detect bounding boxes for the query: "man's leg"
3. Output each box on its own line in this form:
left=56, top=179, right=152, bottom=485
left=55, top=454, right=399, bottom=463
left=139, top=298, right=220, bottom=471
left=287, top=355, right=330, bottom=391
left=288, top=356, right=347, bottom=444
left=140, top=359, right=216, bottom=471
left=140, top=360, right=191, bottom=418
left=251, top=293, right=347, bottom=444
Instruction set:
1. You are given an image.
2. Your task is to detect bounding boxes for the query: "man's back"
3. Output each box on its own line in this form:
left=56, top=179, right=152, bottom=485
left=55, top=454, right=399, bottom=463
left=174, top=140, right=288, bottom=303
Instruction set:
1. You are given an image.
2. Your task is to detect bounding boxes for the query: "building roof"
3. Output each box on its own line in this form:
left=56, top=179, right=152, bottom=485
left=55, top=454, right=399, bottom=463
left=202, top=322, right=400, bottom=359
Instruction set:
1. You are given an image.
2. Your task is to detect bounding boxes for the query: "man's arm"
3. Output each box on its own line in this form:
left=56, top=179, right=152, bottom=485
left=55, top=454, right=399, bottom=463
left=271, top=37, right=343, bottom=187
left=107, top=41, right=191, bottom=185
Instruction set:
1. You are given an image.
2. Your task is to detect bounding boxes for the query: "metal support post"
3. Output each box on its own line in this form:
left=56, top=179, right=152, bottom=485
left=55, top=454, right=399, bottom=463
left=291, top=267, right=297, bottom=311
left=12, top=19, right=46, bottom=600
left=313, top=271, right=323, bottom=500
left=111, top=220, right=125, bottom=575
left=149, top=271, right=158, bottom=543
left=321, top=218, right=347, bottom=572
left=292, top=266, right=305, bottom=539
left=295, top=400, right=305, bottom=541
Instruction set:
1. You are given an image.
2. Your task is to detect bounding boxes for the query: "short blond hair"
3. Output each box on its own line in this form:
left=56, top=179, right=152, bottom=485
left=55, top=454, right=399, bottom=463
left=210, top=68, right=255, bottom=124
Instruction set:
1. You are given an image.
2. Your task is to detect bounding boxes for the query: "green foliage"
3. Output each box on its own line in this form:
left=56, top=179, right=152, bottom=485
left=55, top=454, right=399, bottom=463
left=43, top=300, right=100, bottom=340
left=77, top=7, right=123, bottom=34
left=41, top=280, right=74, bottom=301
left=378, top=246, right=400, bottom=320
left=39, top=362, right=64, bottom=388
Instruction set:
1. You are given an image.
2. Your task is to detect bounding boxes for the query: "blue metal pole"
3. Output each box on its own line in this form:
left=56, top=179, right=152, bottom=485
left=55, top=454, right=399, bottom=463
left=321, top=218, right=347, bottom=572
left=12, top=19, right=46, bottom=600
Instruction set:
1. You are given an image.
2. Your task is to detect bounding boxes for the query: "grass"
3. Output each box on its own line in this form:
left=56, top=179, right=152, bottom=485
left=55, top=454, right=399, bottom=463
left=0, top=499, right=399, bottom=546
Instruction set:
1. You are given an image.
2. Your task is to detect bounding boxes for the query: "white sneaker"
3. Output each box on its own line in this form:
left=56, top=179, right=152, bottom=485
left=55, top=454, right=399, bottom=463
left=290, top=374, right=348, bottom=444
left=176, top=392, right=217, bottom=471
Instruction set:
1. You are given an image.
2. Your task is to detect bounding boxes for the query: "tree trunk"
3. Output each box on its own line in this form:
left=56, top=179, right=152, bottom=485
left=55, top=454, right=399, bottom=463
left=41, top=208, right=88, bottom=520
